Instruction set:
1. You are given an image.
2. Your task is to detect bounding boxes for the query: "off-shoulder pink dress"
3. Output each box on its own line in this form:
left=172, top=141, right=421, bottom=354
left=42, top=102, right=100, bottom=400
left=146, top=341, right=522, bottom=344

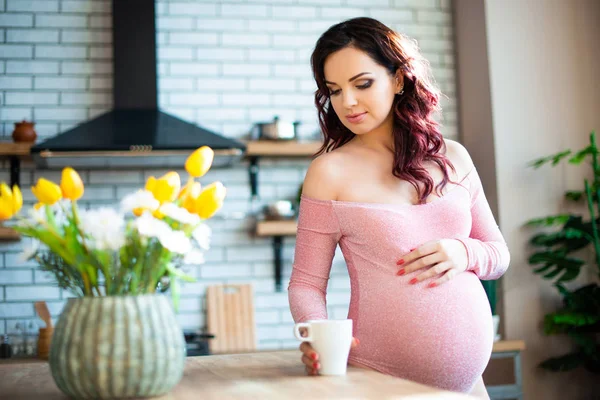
left=288, top=168, right=510, bottom=393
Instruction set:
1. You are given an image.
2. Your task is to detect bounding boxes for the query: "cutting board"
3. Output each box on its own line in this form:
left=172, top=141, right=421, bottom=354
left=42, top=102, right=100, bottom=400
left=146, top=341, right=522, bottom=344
left=206, top=284, right=256, bottom=354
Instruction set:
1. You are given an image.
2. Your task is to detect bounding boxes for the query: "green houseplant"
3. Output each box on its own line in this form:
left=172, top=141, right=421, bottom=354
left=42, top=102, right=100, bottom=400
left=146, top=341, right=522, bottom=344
left=525, top=131, right=600, bottom=373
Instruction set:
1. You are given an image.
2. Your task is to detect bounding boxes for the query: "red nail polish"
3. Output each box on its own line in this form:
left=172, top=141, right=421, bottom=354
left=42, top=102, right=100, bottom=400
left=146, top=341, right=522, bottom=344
left=409, top=278, right=418, bottom=284
left=313, top=362, right=319, bottom=369
left=397, top=268, right=405, bottom=276
left=397, top=259, right=405, bottom=265
left=428, top=282, right=437, bottom=288
left=311, top=353, right=318, bottom=361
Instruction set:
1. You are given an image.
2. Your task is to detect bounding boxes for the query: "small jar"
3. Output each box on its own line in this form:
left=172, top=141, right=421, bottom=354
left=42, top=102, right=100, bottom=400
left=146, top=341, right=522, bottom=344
left=37, top=327, right=53, bottom=360
left=12, top=120, right=37, bottom=143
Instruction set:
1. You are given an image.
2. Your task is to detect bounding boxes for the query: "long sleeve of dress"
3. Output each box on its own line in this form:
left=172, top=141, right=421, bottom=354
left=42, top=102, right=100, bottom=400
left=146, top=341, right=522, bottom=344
left=288, top=196, right=341, bottom=323
left=456, top=168, right=510, bottom=280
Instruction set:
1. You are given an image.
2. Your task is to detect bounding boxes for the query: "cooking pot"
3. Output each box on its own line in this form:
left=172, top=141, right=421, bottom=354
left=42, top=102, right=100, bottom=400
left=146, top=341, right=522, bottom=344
left=251, top=116, right=300, bottom=141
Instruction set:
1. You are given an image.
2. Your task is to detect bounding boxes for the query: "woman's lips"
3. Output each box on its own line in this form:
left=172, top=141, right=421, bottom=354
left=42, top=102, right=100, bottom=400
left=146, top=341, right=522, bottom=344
left=346, top=112, right=367, bottom=124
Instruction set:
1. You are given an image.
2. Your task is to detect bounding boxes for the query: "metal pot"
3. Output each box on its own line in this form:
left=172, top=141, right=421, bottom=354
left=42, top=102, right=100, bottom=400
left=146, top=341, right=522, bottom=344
left=263, top=200, right=296, bottom=220
left=251, top=116, right=300, bottom=141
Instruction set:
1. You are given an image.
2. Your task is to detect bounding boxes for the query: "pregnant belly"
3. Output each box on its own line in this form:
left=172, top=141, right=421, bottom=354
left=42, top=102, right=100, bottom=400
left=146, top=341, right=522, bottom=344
left=348, top=271, right=493, bottom=393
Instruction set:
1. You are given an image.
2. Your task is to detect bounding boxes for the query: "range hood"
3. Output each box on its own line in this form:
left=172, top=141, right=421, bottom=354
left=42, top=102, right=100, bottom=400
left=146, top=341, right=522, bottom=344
left=31, top=0, right=246, bottom=169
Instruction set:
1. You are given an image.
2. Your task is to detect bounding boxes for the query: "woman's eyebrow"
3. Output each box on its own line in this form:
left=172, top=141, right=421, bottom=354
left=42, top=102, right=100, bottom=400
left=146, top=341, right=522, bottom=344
left=325, top=72, right=373, bottom=85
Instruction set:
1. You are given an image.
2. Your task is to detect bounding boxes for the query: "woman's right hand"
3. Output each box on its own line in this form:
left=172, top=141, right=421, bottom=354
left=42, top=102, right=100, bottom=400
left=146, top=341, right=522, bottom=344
left=299, top=335, right=360, bottom=376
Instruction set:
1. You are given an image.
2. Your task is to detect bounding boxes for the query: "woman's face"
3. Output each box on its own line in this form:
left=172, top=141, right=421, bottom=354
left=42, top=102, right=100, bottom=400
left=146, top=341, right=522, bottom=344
left=323, top=46, right=402, bottom=136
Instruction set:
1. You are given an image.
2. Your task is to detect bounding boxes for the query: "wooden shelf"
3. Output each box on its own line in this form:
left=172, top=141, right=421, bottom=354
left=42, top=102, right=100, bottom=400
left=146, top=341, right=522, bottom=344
left=0, top=226, right=20, bottom=241
left=245, top=140, right=322, bottom=157
left=0, top=142, right=33, bottom=157
left=256, top=220, right=297, bottom=237
left=492, top=340, right=525, bottom=353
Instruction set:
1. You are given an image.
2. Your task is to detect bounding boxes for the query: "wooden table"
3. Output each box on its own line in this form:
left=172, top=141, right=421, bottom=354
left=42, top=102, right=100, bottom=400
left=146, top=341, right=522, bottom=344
left=0, top=350, right=475, bottom=399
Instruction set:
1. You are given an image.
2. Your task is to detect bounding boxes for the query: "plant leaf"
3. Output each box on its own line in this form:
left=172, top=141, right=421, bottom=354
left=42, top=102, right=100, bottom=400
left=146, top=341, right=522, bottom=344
left=529, top=150, right=572, bottom=169
left=524, top=215, right=571, bottom=227
left=539, top=353, right=585, bottom=372
left=569, top=145, right=595, bottom=164
left=565, top=191, right=584, bottom=201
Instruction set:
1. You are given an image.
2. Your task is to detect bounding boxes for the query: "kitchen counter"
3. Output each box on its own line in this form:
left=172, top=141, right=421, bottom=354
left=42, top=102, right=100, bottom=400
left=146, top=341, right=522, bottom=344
left=0, top=350, right=474, bottom=399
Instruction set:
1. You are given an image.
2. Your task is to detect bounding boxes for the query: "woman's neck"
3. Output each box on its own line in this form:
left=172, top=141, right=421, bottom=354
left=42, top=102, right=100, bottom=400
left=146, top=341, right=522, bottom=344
left=353, top=112, right=395, bottom=154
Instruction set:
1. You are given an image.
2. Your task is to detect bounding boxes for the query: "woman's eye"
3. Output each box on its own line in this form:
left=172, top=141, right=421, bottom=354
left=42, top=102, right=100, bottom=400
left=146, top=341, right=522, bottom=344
left=357, top=80, right=373, bottom=89
left=329, top=89, right=341, bottom=96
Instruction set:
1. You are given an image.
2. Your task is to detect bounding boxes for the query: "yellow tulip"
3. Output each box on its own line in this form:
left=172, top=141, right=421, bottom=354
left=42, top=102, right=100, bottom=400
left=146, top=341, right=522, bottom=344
left=0, top=183, right=23, bottom=220
left=60, top=167, right=84, bottom=201
left=145, top=172, right=181, bottom=203
left=185, top=146, right=214, bottom=178
left=145, top=176, right=157, bottom=192
left=182, top=182, right=202, bottom=214
left=195, top=182, right=226, bottom=219
left=0, top=183, right=19, bottom=220
left=12, top=185, right=22, bottom=215
left=31, top=178, right=62, bottom=205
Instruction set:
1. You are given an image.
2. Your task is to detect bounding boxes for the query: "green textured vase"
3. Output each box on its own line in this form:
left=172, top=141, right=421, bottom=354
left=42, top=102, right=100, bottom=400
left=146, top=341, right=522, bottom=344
left=49, top=295, right=186, bottom=399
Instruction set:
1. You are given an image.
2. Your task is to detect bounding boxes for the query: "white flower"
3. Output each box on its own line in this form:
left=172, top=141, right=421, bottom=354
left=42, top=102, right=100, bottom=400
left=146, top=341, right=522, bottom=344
left=79, top=208, right=126, bottom=251
left=134, top=212, right=172, bottom=238
left=19, top=239, right=40, bottom=262
left=134, top=213, right=192, bottom=254
left=120, top=190, right=159, bottom=213
left=159, top=203, right=201, bottom=225
left=192, top=224, right=211, bottom=250
left=158, top=229, right=192, bottom=254
left=183, top=249, right=205, bottom=265
left=24, top=201, right=69, bottom=227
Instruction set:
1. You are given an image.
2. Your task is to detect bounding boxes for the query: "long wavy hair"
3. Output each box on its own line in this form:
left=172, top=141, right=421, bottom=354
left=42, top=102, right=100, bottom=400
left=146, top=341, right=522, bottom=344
left=311, top=17, right=454, bottom=204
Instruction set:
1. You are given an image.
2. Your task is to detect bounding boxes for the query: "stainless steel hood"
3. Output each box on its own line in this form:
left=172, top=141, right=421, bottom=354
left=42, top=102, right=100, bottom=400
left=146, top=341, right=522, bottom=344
left=30, top=0, right=246, bottom=169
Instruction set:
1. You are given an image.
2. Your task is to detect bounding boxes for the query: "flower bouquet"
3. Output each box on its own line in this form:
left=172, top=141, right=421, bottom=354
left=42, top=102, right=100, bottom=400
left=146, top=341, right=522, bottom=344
left=0, top=146, right=225, bottom=399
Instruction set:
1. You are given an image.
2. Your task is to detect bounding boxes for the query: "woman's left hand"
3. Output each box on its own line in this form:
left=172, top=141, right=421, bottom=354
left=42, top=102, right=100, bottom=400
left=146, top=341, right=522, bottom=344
left=396, top=239, right=468, bottom=288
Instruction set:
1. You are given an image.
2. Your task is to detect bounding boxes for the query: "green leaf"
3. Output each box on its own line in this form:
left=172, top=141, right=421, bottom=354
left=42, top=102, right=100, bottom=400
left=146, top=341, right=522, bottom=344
left=529, top=228, right=588, bottom=247
left=545, top=312, right=600, bottom=329
left=524, top=215, right=571, bottom=227
left=568, top=332, right=597, bottom=355
left=557, top=267, right=580, bottom=283
left=539, top=353, right=585, bottom=372
left=569, top=145, right=595, bottom=164
left=529, top=150, right=572, bottom=169
left=544, top=268, right=564, bottom=280
left=533, top=263, right=553, bottom=274
left=565, top=191, right=583, bottom=201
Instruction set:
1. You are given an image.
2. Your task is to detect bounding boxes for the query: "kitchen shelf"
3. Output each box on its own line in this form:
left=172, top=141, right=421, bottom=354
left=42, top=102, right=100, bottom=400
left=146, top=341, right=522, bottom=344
left=0, top=226, right=20, bottom=241
left=492, top=340, right=525, bottom=353
left=256, top=220, right=298, bottom=237
left=0, top=142, right=33, bottom=156
left=245, top=140, right=322, bottom=157
left=245, top=140, right=321, bottom=199
left=0, top=141, right=33, bottom=188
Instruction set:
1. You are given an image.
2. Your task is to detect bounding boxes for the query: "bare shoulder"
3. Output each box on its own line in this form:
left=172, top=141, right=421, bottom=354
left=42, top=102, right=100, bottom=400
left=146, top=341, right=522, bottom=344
left=444, top=139, right=475, bottom=180
left=302, top=149, right=348, bottom=201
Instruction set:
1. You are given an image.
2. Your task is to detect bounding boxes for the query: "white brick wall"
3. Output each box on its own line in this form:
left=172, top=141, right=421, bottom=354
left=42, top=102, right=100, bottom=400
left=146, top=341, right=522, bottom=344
left=0, top=0, right=458, bottom=350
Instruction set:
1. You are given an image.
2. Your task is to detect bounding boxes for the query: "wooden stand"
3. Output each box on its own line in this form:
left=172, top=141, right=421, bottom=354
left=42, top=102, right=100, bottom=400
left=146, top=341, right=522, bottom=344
left=0, top=224, right=20, bottom=241
left=487, top=340, right=525, bottom=400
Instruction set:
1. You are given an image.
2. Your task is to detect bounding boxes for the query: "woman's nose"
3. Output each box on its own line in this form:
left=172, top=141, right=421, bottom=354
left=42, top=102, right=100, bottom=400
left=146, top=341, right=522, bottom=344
left=342, top=90, right=358, bottom=108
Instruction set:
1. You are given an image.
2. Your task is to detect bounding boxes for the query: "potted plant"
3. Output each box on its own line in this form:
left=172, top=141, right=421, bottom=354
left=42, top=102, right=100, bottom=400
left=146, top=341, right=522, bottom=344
left=525, top=131, right=600, bottom=373
left=0, top=146, right=226, bottom=399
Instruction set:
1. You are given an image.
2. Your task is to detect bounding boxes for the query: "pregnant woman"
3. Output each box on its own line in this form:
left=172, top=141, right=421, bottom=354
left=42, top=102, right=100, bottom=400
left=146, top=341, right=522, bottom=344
left=288, top=17, right=510, bottom=399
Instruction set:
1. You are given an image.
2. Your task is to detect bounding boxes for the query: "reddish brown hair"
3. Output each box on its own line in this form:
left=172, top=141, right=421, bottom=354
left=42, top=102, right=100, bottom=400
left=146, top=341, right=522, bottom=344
left=311, top=17, right=454, bottom=204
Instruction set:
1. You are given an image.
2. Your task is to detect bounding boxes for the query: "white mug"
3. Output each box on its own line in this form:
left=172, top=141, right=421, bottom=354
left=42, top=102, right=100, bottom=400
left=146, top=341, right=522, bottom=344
left=293, top=319, right=353, bottom=376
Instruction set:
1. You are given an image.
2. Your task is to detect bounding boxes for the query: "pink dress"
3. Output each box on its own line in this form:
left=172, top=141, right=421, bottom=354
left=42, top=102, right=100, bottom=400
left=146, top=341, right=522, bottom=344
left=288, top=168, right=510, bottom=393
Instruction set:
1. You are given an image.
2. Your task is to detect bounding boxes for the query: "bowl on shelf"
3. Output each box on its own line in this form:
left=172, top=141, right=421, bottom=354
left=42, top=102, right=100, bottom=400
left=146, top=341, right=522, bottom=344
left=263, top=200, right=296, bottom=220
